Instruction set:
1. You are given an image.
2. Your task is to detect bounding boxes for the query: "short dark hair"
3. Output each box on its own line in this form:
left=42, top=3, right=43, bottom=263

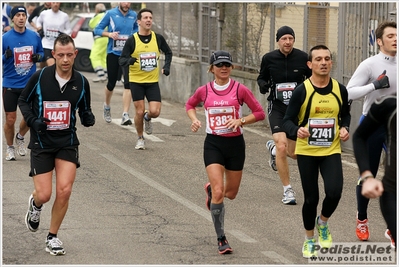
left=137, top=8, right=152, bottom=20
left=375, top=21, right=396, bottom=41
left=53, top=33, right=75, bottom=50
left=308, top=45, right=332, bottom=61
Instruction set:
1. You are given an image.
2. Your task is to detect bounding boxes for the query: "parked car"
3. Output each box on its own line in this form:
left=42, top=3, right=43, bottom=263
left=70, top=13, right=95, bottom=72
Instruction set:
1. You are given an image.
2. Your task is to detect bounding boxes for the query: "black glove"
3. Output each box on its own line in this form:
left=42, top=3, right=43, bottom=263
left=80, top=110, right=95, bottom=127
left=372, top=70, right=390, bottom=90
left=32, top=54, right=41, bottom=63
left=5, top=46, right=12, bottom=59
left=258, top=80, right=270, bottom=94
left=37, top=28, right=44, bottom=38
left=128, top=57, right=138, bottom=65
left=163, top=68, right=170, bottom=76
left=32, top=117, right=51, bottom=134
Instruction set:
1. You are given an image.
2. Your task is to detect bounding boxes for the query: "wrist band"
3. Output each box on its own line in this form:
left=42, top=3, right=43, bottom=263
left=358, top=175, right=374, bottom=185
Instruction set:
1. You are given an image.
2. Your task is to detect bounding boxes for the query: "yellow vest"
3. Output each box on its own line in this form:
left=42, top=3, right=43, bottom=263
left=295, top=78, right=343, bottom=156
left=129, top=31, right=160, bottom=83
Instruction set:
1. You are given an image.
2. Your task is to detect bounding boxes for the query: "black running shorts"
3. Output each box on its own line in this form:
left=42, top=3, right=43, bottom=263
left=203, top=134, right=245, bottom=171
left=29, top=146, right=80, bottom=177
left=2, top=87, right=23, bottom=112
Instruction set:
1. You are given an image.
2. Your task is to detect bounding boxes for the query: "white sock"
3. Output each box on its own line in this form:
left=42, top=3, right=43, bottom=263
left=318, top=216, right=327, bottom=225
left=283, top=185, right=291, bottom=193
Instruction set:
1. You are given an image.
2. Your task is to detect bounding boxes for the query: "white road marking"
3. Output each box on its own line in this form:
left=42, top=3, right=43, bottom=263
left=111, top=119, right=164, bottom=142
left=101, top=154, right=287, bottom=256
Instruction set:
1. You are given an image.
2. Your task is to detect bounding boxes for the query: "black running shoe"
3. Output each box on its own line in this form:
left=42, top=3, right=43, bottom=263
left=217, top=235, right=233, bottom=254
left=25, top=194, right=42, bottom=232
left=204, top=182, right=212, bottom=210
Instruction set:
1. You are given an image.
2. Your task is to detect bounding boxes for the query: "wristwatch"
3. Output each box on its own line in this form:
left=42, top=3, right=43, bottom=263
left=240, top=117, right=246, bottom=126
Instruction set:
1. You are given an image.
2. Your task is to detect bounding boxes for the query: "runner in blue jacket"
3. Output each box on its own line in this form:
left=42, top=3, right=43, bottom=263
left=2, top=6, right=44, bottom=161
left=94, top=3, right=138, bottom=125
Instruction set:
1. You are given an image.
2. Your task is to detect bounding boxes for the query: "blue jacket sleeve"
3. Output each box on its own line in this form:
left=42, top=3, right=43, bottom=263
left=93, top=11, right=110, bottom=36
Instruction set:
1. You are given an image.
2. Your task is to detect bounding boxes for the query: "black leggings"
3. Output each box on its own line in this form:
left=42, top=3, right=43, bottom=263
left=106, top=53, right=129, bottom=91
left=356, top=123, right=386, bottom=220
left=380, top=189, right=396, bottom=246
left=297, top=154, right=343, bottom=231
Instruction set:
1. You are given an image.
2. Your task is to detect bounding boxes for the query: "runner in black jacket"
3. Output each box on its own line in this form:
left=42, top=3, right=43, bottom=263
left=18, top=34, right=94, bottom=256
left=352, top=95, right=396, bottom=249
left=257, top=26, right=311, bottom=205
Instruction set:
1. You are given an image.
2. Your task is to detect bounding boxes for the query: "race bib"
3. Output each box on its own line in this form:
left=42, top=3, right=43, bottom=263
left=13, top=46, right=34, bottom=75
left=112, top=34, right=128, bottom=51
left=139, top=52, right=157, bottom=72
left=45, top=28, right=59, bottom=41
left=275, top=82, right=296, bottom=105
left=43, top=101, right=71, bottom=130
left=207, top=106, right=236, bottom=135
left=14, top=46, right=33, bottom=65
left=308, top=118, right=335, bottom=147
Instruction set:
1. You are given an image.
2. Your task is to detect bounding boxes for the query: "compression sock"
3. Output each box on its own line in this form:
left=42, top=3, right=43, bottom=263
left=211, top=203, right=225, bottom=238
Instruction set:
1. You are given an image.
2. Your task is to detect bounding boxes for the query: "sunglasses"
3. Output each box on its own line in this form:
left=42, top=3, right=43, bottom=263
left=214, top=62, right=232, bottom=68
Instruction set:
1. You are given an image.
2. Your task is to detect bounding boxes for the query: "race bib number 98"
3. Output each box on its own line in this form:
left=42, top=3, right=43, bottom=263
left=275, top=82, right=296, bottom=105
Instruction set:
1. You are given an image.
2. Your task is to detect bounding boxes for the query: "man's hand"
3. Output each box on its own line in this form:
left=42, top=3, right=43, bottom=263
left=258, top=80, right=270, bottom=94
left=372, top=70, right=390, bottom=90
left=361, top=178, right=384, bottom=198
left=5, top=46, right=12, bottom=59
left=32, top=54, right=41, bottom=63
left=128, top=57, right=138, bottom=65
left=32, top=117, right=51, bottom=134
left=163, top=68, right=170, bottom=76
left=297, top=126, right=310, bottom=139
left=80, top=110, right=95, bottom=127
left=37, top=28, right=44, bottom=38
left=339, top=126, right=349, bottom=142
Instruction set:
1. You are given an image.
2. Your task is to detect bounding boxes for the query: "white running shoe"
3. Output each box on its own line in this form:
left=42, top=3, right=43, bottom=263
left=103, top=105, right=112, bottom=123
left=15, top=134, right=27, bottom=156
left=121, top=113, right=132, bottom=126
left=135, top=137, right=145, bottom=150
left=92, top=76, right=107, bottom=83
left=282, top=188, right=296, bottom=205
left=5, top=146, right=16, bottom=161
left=266, top=140, right=277, bottom=171
left=45, top=237, right=66, bottom=256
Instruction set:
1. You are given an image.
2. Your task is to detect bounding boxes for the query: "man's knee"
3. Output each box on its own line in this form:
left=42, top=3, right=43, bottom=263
left=5, top=112, right=17, bottom=126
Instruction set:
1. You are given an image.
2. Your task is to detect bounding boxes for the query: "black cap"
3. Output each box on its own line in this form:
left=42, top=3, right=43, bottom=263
left=276, top=26, right=295, bottom=42
left=11, top=6, right=26, bottom=20
left=209, top=50, right=233, bottom=65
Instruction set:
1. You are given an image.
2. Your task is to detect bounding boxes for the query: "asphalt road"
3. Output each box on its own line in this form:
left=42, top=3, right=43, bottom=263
left=2, top=71, right=394, bottom=265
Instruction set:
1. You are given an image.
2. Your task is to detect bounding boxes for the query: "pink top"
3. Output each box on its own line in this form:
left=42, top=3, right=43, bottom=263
left=186, top=79, right=265, bottom=137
